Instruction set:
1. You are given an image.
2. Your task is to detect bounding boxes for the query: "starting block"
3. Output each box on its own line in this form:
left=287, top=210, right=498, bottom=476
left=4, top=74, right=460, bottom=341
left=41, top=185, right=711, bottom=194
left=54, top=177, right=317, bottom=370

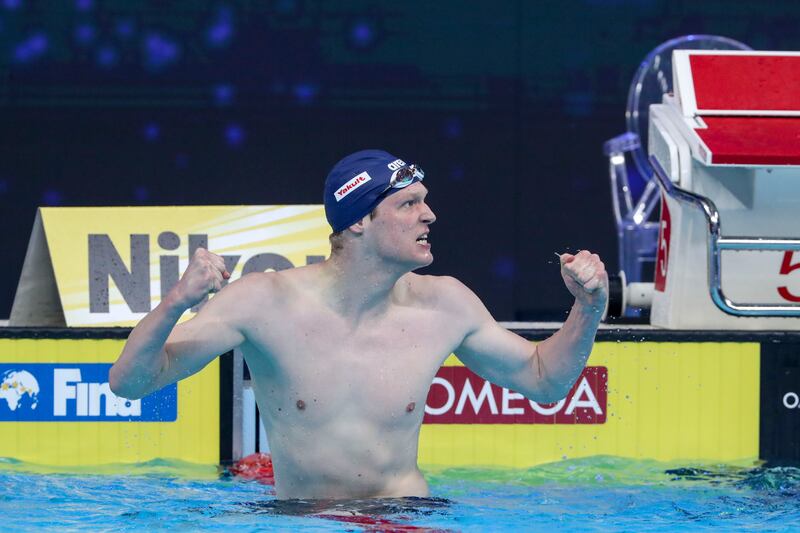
left=649, top=50, right=800, bottom=329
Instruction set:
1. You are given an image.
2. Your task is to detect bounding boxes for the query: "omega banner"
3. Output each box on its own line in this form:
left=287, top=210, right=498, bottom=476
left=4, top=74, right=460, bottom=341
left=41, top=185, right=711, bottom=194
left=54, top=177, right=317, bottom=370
left=10, top=206, right=331, bottom=327
left=418, top=342, right=760, bottom=468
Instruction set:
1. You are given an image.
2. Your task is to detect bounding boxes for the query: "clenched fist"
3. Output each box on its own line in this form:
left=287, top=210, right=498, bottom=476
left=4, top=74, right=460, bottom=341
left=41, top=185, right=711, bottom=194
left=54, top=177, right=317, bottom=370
left=558, top=250, right=608, bottom=310
left=168, top=248, right=231, bottom=310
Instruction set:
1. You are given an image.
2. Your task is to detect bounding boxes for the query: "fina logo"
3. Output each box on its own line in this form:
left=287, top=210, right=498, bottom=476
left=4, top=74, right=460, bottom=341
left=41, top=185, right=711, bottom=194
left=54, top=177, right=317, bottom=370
left=0, top=369, right=40, bottom=412
left=0, top=364, right=177, bottom=422
left=54, top=368, right=141, bottom=417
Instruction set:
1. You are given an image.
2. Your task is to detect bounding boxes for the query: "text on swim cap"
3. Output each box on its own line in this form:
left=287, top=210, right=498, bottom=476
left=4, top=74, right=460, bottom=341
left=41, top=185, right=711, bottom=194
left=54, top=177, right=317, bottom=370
left=334, top=171, right=372, bottom=202
left=387, top=159, right=406, bottom=171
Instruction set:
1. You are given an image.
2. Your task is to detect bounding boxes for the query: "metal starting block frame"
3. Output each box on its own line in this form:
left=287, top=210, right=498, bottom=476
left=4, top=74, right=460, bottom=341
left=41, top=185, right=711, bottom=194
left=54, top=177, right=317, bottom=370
left=649, top=51, right=800, bottom=329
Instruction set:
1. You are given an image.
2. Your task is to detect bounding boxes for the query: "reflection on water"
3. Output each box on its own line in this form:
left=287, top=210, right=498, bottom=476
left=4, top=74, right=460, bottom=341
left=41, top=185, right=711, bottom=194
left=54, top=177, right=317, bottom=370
left=666, top=465, right=800, bottom=496
left=0, top=456, right=220, bottom=478
left=239, top=495, right=452, bottom=516
left=0, top=456, right=799, bottom=531
left=235, top=497, right=453, bottom=531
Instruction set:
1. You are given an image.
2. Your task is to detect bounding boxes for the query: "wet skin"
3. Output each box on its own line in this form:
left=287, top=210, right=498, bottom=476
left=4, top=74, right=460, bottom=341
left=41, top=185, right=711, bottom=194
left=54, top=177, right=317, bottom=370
left=110, top=182, right=608, bottom=500
left=240, top=267, right=460, bottom=499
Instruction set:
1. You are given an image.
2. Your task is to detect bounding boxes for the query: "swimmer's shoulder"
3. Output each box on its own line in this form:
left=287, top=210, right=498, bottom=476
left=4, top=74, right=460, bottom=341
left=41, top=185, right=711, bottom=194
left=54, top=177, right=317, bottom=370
left=216, top=269, right=296, bottom=309
left=230, top=263, right=326, bottom=302
left=399, top=273, right=483, bottom=312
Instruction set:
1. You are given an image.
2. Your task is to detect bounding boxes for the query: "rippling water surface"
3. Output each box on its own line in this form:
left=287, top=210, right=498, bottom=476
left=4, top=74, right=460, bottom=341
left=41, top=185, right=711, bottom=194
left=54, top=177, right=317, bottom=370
left=1, top=456, right=799, bottom=531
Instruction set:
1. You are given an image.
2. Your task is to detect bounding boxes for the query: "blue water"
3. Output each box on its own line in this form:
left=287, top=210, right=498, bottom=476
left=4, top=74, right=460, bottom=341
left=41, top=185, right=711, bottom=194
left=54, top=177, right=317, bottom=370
left=1, top=456, right=799, bottom=531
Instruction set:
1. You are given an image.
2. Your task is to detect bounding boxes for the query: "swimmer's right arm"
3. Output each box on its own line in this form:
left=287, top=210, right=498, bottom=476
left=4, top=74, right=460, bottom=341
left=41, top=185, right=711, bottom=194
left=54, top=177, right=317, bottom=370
left=109, top=248, right=245, bottom=399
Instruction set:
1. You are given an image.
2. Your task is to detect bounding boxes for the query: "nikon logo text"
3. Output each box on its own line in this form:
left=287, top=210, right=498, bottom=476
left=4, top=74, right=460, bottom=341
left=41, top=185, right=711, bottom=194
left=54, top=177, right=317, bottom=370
left=88, top=233, right=325, bottom=314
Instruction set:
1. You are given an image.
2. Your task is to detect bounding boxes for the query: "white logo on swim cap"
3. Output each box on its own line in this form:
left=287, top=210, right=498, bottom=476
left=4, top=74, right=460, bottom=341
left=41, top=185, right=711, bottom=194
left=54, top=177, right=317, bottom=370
left=334, top=171, right=372, bottom=202
left=387, top=159, right=406, bottom=171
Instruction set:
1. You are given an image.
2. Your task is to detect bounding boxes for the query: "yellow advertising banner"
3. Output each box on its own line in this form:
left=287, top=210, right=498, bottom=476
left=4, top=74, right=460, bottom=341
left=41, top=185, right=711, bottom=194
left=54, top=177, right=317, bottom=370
left=4, top=205, right=330, bottom=467
left=419, top=341, right=760, bottom=467
left=17, top=205, right=330, bottom=327
left=0, top=338, right=218, bottom=466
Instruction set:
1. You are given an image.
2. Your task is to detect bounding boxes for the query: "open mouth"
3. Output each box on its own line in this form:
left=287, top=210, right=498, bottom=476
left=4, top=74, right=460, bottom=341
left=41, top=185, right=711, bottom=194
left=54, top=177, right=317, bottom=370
left=416, top=233, right=429, bottom=245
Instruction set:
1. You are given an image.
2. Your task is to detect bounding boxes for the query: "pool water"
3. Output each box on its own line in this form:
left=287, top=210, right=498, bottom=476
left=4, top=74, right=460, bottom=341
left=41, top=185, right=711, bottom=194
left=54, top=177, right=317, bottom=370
left=1, top=456, right=799, bottom=531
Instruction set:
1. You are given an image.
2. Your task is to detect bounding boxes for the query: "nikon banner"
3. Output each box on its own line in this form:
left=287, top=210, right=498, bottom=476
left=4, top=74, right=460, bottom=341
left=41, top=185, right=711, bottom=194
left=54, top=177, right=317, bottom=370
left=10, top=206, right=330, bottom=327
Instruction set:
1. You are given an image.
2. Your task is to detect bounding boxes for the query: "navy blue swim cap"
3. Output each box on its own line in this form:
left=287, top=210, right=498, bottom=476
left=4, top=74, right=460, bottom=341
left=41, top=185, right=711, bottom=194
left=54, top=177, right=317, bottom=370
left=323, top=149, right=424, bottom=232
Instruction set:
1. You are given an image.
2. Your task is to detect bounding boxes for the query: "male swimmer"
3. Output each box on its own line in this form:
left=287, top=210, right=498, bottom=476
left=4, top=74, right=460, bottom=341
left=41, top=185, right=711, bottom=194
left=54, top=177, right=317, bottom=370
left=110, top=149, right=608, bottom=500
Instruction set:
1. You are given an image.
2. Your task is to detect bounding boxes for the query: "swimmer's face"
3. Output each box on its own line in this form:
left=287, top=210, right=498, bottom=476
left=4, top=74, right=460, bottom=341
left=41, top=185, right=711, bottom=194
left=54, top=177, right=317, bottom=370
left=365, top=182, right=436, bottom=269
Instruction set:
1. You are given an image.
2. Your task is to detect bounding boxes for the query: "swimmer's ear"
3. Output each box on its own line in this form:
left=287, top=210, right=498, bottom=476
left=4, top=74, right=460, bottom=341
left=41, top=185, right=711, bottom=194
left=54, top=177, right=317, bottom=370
left=347, top=217, right=367, bottom=236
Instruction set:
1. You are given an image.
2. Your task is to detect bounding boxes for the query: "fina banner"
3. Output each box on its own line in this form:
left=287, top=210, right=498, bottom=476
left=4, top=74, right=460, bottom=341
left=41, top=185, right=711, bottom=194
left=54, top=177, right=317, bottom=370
left=0, top=363, right=176, bottom=422
left=0, top=337, right=218, bottom=466
left=11, top=206, right=330, bottom=327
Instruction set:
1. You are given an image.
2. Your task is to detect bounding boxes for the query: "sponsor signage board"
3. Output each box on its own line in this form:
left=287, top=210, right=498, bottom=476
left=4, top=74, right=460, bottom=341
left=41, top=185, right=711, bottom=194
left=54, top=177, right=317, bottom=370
left=11, top=205, right=331, bottom=327
left=5, top=204, right=330, bottom=464
left=0, top=364, right=176, bottom=422
left=759, top=342, right=800, bottom=464
left=0, top=338, right=218, bottom=466
left=423, top=366, right=606, bottom=424
left=418, top=342, right=759, bottom=468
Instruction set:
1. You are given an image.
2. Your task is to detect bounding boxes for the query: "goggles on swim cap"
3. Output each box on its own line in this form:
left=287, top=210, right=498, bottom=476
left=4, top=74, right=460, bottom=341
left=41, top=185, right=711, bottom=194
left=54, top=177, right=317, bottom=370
left=381, top=164, right=425, bottom=195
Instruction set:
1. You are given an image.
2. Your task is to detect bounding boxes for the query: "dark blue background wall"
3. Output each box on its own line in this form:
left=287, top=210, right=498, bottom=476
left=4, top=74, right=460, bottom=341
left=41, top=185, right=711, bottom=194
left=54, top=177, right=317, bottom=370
left=1, top=0, right=798, bottom=320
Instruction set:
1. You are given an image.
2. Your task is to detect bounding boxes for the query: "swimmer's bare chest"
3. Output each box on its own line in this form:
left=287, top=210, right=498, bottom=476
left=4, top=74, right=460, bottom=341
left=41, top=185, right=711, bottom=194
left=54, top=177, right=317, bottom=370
left=243, top=301, right=460, bottom=429
left=236, top=280, right=464, bottom=497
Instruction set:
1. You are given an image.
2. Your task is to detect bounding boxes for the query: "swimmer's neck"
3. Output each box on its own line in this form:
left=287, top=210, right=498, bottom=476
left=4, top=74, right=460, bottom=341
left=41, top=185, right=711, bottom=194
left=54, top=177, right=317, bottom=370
left=317, top=252, right=412, bottom=319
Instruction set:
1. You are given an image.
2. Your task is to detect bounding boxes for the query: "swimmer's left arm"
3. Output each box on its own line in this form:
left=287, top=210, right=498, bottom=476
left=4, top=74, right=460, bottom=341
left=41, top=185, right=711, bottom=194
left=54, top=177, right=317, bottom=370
left=449, top=250, right=608, bottom=403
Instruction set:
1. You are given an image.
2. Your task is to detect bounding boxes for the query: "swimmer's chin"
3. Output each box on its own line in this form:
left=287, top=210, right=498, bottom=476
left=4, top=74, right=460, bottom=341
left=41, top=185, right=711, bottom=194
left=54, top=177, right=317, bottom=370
left=411, top=254, right=434, bottom=270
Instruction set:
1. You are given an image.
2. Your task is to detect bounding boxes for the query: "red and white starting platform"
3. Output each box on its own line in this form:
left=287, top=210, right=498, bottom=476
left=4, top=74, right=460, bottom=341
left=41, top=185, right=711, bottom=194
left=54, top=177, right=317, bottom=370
left=648, top=50, right=800, bottom=329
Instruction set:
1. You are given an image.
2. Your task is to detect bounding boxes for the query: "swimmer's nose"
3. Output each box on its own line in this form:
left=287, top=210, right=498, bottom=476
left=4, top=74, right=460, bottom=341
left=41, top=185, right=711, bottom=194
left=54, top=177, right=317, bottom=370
left=421, top=203, right=436, bottom=224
